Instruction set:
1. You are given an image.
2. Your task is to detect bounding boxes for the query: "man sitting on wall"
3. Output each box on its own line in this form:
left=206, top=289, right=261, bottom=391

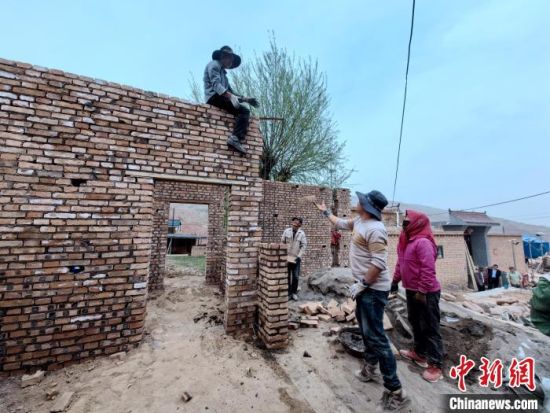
left=203, top=45, right=259, bottom=155
left=281, top=217, right=307, bottom=301
left=486, top=264, right=501, bottom=289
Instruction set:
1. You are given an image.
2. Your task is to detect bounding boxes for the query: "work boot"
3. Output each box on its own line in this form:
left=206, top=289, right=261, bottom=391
left=422, top=365, right=443, bottom=383
left=354, top=362, right=379, bottom=382
left=399, top=349, right=428, bottom=368
left=381, top=389, right=410, bottom=411
left=227, top=135, right=247, bottom=154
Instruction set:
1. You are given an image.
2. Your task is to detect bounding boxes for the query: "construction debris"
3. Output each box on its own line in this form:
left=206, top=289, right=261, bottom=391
left=295, top=299, right=357, bottom=326
left=441, top=292, right=457, bottom=302
left=461, top=288, right=533, bottom=325
left=181, top=392, right=193, bottom=403
left=461, top=301, right=485, bottom=313
left=50, top=392, right=74, bottom=413
left=300, top=316, right=319, bottom=327
left=21, top=370, right=45, bottom=388
left=308, top=268, right=356, bottom=296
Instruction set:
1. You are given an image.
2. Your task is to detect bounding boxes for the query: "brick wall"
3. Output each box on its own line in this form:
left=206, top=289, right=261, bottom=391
left=257, top=244, right=288, bottom=349
left=487, top=234, right=527, bottom=273
left=151, top=181, right=226, bottom=288
left=0, top=58, right=263, bottom=373
left=259, top=181, right=351, bottom=275
left=387, top=230, right=469, bottom=289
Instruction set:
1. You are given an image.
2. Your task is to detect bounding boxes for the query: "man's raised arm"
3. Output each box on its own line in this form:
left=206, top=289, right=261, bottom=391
left=314, top=201, right=353, bottom=230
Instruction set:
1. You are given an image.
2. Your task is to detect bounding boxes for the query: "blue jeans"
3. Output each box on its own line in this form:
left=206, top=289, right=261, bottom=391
left=356, top=288, right=401, bottom=391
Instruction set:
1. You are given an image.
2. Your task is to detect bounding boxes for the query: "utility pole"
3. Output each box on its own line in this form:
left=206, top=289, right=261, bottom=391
left=510, top=239, right=518, bottom=269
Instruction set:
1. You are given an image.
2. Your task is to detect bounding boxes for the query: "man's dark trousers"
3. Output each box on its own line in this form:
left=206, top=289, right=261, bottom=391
left=488, top=276, right=500, bottom=289
left=355, top=288, right=401, bottom=391
left=207, top=94, right=250, bottom=140
left=287, top=258, right=301, bottom=296
left=406, top=289, right=444, bottom=368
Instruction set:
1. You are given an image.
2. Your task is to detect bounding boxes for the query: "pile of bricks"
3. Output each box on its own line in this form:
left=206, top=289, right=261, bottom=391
left=0, top=57, right=263, bottom=373
left=292, top=298, right=357, bottom=328
left=257, top=244, right=288, bottom=349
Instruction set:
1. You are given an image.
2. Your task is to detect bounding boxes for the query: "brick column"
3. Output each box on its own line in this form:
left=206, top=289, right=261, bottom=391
left=257, top=243, right=288, bottom=349
left=224, top=180, right=263, bottom=333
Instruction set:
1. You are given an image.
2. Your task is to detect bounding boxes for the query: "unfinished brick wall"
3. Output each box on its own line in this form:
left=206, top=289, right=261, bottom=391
left=259, top=181, right=351, bottom=276
left=0, top=58, right=263, bottom=373
left=257, top=244, right=288, bottom=349
left=150, top=181, right=226, bottom=289
left=387, top=230, right=469, bottom=289
left=487, top=234, right=527, bottom=273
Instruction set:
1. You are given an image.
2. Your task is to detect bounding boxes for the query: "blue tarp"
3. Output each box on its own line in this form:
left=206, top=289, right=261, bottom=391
left=523, top=235, right=550, bottom=259
left=168, top=219, right=182, bottom=228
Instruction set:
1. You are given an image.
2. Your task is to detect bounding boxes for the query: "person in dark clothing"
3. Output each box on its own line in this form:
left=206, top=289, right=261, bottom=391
left=392, top=210, right=444, bottom=383
left=486, top=264, right=502, bottom=289
left=203, top=46, right=258, bottom=154
left=475, top=266, right=486, bottom=291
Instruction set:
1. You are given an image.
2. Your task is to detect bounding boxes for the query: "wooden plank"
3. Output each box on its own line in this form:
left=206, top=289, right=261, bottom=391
left=126, top=170, right=247, bottom=186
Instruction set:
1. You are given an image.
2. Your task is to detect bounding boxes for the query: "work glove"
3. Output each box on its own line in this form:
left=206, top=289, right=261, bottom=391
left=349, top=281, right=366, bottom=300
left=414, top=292, right=427, bottom=305
left=229, top=94, right=240, bottom=109
left=246, top=97, right=259, bottom=108
left=390, top=282, right=399, bottom=294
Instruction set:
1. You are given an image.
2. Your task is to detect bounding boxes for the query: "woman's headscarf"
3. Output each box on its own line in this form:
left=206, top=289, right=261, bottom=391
left=397, top=210, right=437, bottom=254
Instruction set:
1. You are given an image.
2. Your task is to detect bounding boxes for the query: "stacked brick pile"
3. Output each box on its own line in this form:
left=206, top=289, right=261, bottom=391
left=260, top=182, right=351, bottom=275
left=0, top=58, right=263, bottom=373
left=257, top=244, right=288, bottom=349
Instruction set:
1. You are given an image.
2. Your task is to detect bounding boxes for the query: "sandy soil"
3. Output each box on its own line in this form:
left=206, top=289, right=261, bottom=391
left=1, top=268, right=549, bottom=413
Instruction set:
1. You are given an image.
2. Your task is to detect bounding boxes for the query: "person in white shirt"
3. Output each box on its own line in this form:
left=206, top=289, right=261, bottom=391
left=281, top=217, right=307, bottom=301
left=315, top=190, right=409, bottom=410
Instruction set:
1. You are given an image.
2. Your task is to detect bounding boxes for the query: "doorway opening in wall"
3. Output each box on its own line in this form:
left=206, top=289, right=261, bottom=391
left=165, top=203, right=208, bottom=286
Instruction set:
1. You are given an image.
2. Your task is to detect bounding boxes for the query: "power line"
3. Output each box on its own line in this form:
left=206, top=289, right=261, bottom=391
left=391, top=0, right=416, bottom=204
left=428, top=190, right=550, bottom=217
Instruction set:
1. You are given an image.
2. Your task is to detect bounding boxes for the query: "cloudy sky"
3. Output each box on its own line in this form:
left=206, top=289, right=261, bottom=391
left=2, top=0, right=549, bottom=226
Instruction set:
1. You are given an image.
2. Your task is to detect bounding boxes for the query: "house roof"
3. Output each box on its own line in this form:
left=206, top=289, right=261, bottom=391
left=446, top=210, right=500, bottom=227
left=167, top=233, right=207, bottom=239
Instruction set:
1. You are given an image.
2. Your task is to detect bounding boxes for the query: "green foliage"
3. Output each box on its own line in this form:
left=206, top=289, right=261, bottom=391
left=189, top=36, right=353, bottom=187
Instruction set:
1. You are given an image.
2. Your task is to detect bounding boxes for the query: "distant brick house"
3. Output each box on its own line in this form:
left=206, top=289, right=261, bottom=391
left=381, top=209, right=527, bottom=289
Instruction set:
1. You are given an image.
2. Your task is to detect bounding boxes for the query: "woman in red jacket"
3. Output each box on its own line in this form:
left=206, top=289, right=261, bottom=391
left=391, top=210, right=443, bottom=383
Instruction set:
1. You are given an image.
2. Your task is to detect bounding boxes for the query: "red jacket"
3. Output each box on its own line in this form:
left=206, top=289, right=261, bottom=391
left=393, top=237, right=441, bottom=294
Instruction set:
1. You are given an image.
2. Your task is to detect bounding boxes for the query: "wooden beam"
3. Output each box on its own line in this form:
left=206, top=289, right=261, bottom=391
left=125, top=170, right=247, bottom=186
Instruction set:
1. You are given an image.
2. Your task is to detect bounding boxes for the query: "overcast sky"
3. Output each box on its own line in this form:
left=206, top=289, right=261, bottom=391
left=2, top=0, right=549, bottom=226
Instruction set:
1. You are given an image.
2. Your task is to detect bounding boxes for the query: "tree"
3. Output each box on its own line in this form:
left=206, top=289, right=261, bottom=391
left=190, top=37, right=353, bottom=186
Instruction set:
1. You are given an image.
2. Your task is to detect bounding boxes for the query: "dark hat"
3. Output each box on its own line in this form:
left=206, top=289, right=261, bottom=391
left=356, top=190, right=388, bottom=221
left=212, top=46, right=241, bottom=69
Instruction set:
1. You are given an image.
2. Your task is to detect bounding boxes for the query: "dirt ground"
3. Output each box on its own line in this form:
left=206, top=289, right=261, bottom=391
left=1, top=264, right=549, bottom=413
